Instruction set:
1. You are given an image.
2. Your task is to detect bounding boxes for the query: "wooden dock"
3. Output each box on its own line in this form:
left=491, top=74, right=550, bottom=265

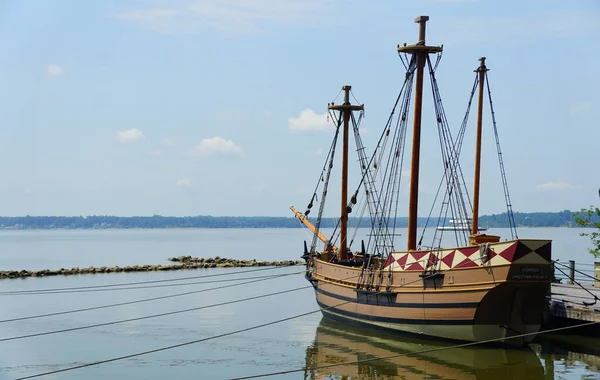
left=545, top=282, right=600, bottom=335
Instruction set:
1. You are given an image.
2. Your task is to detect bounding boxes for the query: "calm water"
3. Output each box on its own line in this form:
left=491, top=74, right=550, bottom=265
left=0, top=228, right=598, bottom=380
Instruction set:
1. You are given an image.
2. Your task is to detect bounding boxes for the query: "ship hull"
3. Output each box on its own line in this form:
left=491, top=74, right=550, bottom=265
left=307, top=238, right=552, bottom=345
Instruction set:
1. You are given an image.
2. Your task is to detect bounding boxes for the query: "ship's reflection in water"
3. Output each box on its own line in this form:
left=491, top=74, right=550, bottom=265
left=304, top=317, right=545, bottom=380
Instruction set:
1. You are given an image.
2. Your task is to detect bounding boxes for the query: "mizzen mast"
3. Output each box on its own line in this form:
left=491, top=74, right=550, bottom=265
left=471, top=57, right=489, bottom=236
left=397, top=16, right=442, bottom=251
left=328, top=86, right=364, bottom=261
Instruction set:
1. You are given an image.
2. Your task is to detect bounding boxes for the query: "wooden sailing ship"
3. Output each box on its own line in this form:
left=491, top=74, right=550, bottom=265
left=291, top=16, right=552, bottom=345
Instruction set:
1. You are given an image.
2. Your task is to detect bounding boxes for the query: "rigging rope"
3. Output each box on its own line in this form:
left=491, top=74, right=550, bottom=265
left=485, top=73, right=518, bottom=239
left=432, top=50, right=443, bottom=72
left=304, top=110, right=341, bottom=217
left=418, top=75, right=479, bottom=249
left=326, top=59, right=416, bottom=258
left=310, top=111, right=343, bottom=253
left=358, top=56, right=416, bottom=257
left=426, top=56, right=473, bottom=249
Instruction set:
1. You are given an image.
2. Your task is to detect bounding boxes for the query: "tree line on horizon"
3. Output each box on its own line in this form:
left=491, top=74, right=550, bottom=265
left=0, top=210, right=596, bottom=229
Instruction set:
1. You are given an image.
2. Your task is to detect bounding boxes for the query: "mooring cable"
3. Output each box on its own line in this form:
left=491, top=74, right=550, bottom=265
left=0, top=272, right=300, bottom=296
left=553, top=260, right=597, bottom=281
left=229, top=320, right=600, bottom=380
left=12, top=292, right=337, bottom=380
left=0, top=264, right=297, bottom=295
left=0, top=271, right=302, bottom=324
left=9, top=251, right=541, bottom=378
left=10, top=258, right=485, bottom=379
left=1, top=272, right=310, bottom=343
left=553, top=265, right=599, bottom=304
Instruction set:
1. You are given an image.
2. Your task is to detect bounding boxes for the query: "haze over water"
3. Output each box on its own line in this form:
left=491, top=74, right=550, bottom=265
left=0, top=228, right=598, bottom=379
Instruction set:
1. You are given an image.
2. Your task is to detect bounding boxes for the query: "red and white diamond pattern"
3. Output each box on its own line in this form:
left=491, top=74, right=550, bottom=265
left=384, top=239, right=551, bottom=271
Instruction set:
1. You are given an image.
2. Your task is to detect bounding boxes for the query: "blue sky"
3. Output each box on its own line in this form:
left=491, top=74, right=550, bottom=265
left=0, top=0, right=598, bottom=217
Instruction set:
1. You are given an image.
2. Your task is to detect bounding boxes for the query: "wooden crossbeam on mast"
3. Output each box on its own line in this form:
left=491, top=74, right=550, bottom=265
left=328, top=86, right=364, bottom=260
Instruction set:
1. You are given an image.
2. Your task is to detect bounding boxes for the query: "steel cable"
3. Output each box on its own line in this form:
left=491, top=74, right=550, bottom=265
left=0, top=272, right=299, bottom=296
left=0, top=272, right=302, bottom=323
left=13, top=256, right=492, bottom=379
left=0, top=272, right=307, bottom=342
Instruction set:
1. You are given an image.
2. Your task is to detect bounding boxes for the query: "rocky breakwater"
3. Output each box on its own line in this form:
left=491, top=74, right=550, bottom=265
left=0, top=256, right=303, bottom=280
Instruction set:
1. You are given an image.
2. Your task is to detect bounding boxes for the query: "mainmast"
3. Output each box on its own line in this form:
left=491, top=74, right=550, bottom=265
left=397, top=16, right=442, bottom=251
left=328, top=86, right=364, bottom=261
left=471, top=57, right=488, bottom=236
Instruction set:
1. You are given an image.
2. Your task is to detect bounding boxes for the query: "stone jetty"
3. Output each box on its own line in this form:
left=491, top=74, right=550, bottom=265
left=0, top=256, right=303, bottom=280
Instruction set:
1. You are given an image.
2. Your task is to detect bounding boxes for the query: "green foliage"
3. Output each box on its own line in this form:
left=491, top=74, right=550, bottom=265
left=0, top=210, right=594, bottom=230
left=573, top=206, right=600, bottom=258
left=478, top=210, right=575, bottom=228
left=0, top=215, right=417, bottom=229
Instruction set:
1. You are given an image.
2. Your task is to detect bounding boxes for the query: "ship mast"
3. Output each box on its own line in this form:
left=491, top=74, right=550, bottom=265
left=329, top=86, right=364, bottom=260
left=398, top=16, right=442, bottom=251
left=471, top=57, right=488, bottom=236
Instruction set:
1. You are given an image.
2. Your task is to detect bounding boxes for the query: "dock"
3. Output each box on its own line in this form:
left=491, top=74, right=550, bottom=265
left=544, top=261, right=600, bottom=335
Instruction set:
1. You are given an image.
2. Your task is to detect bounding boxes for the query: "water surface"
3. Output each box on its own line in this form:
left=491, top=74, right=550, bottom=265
left=0, top=228, right=597, bottom=379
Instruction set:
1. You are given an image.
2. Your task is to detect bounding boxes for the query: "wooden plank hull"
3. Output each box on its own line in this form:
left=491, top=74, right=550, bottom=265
left=307, top=238, right=552, bottom=345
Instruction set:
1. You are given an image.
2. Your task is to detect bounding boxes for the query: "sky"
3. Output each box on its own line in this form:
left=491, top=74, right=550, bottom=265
left=0, top=0, right=598, bottom=217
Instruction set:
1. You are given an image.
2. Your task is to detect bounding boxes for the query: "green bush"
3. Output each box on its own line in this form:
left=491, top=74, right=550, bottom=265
left=573, top=206, right=600, bottom=258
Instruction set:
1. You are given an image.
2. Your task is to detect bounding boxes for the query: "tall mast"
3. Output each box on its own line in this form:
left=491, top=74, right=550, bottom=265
left=398, top=16, right=442, bottom=251
left=471, top=57, right=488, bottom=236
left=328, top=86, right=364, bottom=260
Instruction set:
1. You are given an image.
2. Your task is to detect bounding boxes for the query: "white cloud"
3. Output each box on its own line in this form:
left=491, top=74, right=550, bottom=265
left=115, top=0, right=327, bottom=36
left=45, top=64, right=63, bottom=78
left=315, top=147, right=324, bottom=156
left=116, top=128, right=145, bottom=143
left=537, top=180, right=580, bottom=191
left=193, top=136, right=243, bottom=157
left=288, top=109, right=333, bottom=132
left=570, top=102, right=593, bottom=115
left=176, top=178, right=193, bottom=187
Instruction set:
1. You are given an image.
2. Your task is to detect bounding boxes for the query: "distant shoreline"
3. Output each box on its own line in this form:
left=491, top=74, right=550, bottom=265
left=0, top=210, right=592, bottom=229
left=0, top=226, right=586, bottom=231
